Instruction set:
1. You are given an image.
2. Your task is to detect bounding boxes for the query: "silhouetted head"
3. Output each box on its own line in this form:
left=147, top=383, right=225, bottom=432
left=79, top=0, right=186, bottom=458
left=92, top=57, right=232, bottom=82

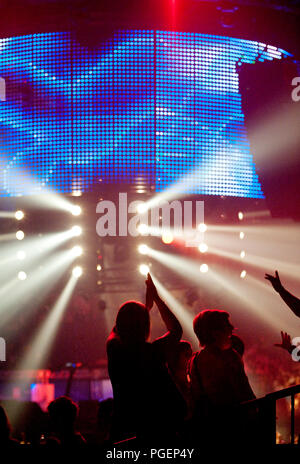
left=116, top=300, right=150, bottom=344
left=48, top=396, right=78, bottom=433
left=231, top=334, right=245, bottom=357
left=193, top=310, right=234, bottom=349
left=0, top=405, right=11, bottom=441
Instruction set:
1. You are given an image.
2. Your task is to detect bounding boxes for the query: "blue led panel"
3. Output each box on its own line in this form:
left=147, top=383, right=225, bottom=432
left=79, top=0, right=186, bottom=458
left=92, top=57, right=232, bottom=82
left=72, top=37, right=114, bottom=191
left=113, top=31, right=155, bottom=186
left=0, top=35, right=34, bottom=196
left=0, top=33, right=72, bottom=195
left=32, top=33, right=72, bottom=193
left=0, top=31, right=293, bottom=197
left=156, top=32, right=195, bottom=191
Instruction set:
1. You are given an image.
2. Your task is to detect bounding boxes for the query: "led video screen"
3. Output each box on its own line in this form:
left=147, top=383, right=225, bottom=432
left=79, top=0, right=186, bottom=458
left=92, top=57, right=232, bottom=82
left=0, top=30, right=292, bottom=197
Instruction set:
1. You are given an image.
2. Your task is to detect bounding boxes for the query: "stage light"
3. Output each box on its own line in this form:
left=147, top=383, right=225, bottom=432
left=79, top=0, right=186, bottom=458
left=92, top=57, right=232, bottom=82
left=138, top=224, right=148, bottom=235
left=239, top=231, right=245, bottom=239
left=72, top=266, right=82, bottom=278
left=138, top=244, right=149, bottom=255
left=240, top=270, right=247, bottom=279
left=96, top=264, right=102, bottom=271
left=162, top=232, right=174, bottom=244
left=15, top=210, right=24, bottom=220
left=71, top=205, right=81, bottom=216
left=18, top=271, right=27, bottom=281
left=17, top=250, right=26, bottom=260
left=240, top=250, right=246, bottom=259
left=71, top=225, right=82, bottom=236
left=0, top=250, right=77, bottom=377
left=139, top=264, right=150, bottom=276
left=14, top=271, right=78, bottom=394
left=198, top=223, right=207, bottom=233
left=71, top=191, right=82, bottom=197
left=200, top=264, right=209, bottom=273
left=198, top=243, right=208, bottom=253
left=238, top=212, right=244, bottom=221
left=16, top=230, right=25, bottom=240
left=71, top=246, right=83, bottom=257
left=146, top=247, right=212, bottom=285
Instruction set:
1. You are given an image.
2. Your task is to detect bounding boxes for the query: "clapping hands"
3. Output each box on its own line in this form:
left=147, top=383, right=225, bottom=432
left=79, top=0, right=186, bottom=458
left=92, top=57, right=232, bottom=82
left=145, top=273, right=158, bottom=310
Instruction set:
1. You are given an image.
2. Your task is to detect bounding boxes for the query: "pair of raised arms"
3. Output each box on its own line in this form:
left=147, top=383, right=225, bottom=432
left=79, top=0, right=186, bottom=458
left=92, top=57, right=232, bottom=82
left=265, top=271, right=300, bottom=356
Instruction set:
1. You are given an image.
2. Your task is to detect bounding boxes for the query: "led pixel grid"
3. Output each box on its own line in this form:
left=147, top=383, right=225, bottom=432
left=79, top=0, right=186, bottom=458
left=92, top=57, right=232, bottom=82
left=0, top=31, right=292, bottom=197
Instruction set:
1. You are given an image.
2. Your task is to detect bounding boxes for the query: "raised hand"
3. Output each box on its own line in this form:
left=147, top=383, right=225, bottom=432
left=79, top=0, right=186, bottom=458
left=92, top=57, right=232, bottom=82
left=265, top=270, right=283, bottom=293
left=274, top=331, right=293, bottom=353
left=145, top=273, right=158, bottom=310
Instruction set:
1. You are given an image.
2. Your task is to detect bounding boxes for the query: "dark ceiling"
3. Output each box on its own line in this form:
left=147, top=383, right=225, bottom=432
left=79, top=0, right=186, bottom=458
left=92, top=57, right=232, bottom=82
left=0, top=1, right=299, bottom=57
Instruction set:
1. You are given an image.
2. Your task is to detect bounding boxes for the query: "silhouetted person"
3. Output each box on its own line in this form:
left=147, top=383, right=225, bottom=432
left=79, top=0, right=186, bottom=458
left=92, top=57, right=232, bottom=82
left=47, top=396, right=86, bottom=446
left=189, top=310, right=256, bottom=444
left=0, top=405, right=19, bottom=447
left=265, top=271, right=300, bottom=318
left=167, top=340, right=193, bottom=418
left=231, top=334, right=245, bottom=357
left=107, top=274, right=186, bottom=443
left=96, top=398, right=114, bottom=445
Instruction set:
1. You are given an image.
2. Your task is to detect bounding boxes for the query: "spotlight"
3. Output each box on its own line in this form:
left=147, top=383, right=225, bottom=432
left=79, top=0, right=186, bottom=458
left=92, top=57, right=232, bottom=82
left=197, top=223, right=207, bottom=233
left=198, top=243, right=208, bottom=253
left=238, top=211, right=244, bottom=221
left=71, top=246, right=83, bottom=257
left=240, top=250, right=245, bottom=259
left=96, top=264, right=102, bottom=271
left=15, top=210, right=24, bottom=220
left=71, top=225, right=82, bottom=236
left=71, top=205, right=82, bottom=216
left=200, top=264, right=209, bottom=273
left=17, top=250, right=26, bottom=260
left=16, top=230, right=25, bottom=240
left=239, top=231, right=245, bottom=240
left=240, top=270, right=247, bottom=279
left=139, top=264, right=150, bottom=276
left=72, top=191, right=82, bottom=197
left=18, top=271, right=27, bottom=281
left=162, top=232, right=174, bottom=244
left=137, top=203, right=147, bottom=214
left=72, top=266, right=82, bottom=278
left=138, top=224, right=148, bottom=235
left=138, top=244, right=149, bottom=255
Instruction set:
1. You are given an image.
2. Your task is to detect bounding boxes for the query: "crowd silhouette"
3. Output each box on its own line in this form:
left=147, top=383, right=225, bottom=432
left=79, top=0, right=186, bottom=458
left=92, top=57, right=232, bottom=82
left=0, top=271, right=299, bottom=447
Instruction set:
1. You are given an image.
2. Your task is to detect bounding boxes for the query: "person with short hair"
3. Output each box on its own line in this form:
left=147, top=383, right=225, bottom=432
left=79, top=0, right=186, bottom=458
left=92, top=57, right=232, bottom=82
left=189, top=310, right=256, bottom=443
left=47, top=396, right=86, bottom=446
